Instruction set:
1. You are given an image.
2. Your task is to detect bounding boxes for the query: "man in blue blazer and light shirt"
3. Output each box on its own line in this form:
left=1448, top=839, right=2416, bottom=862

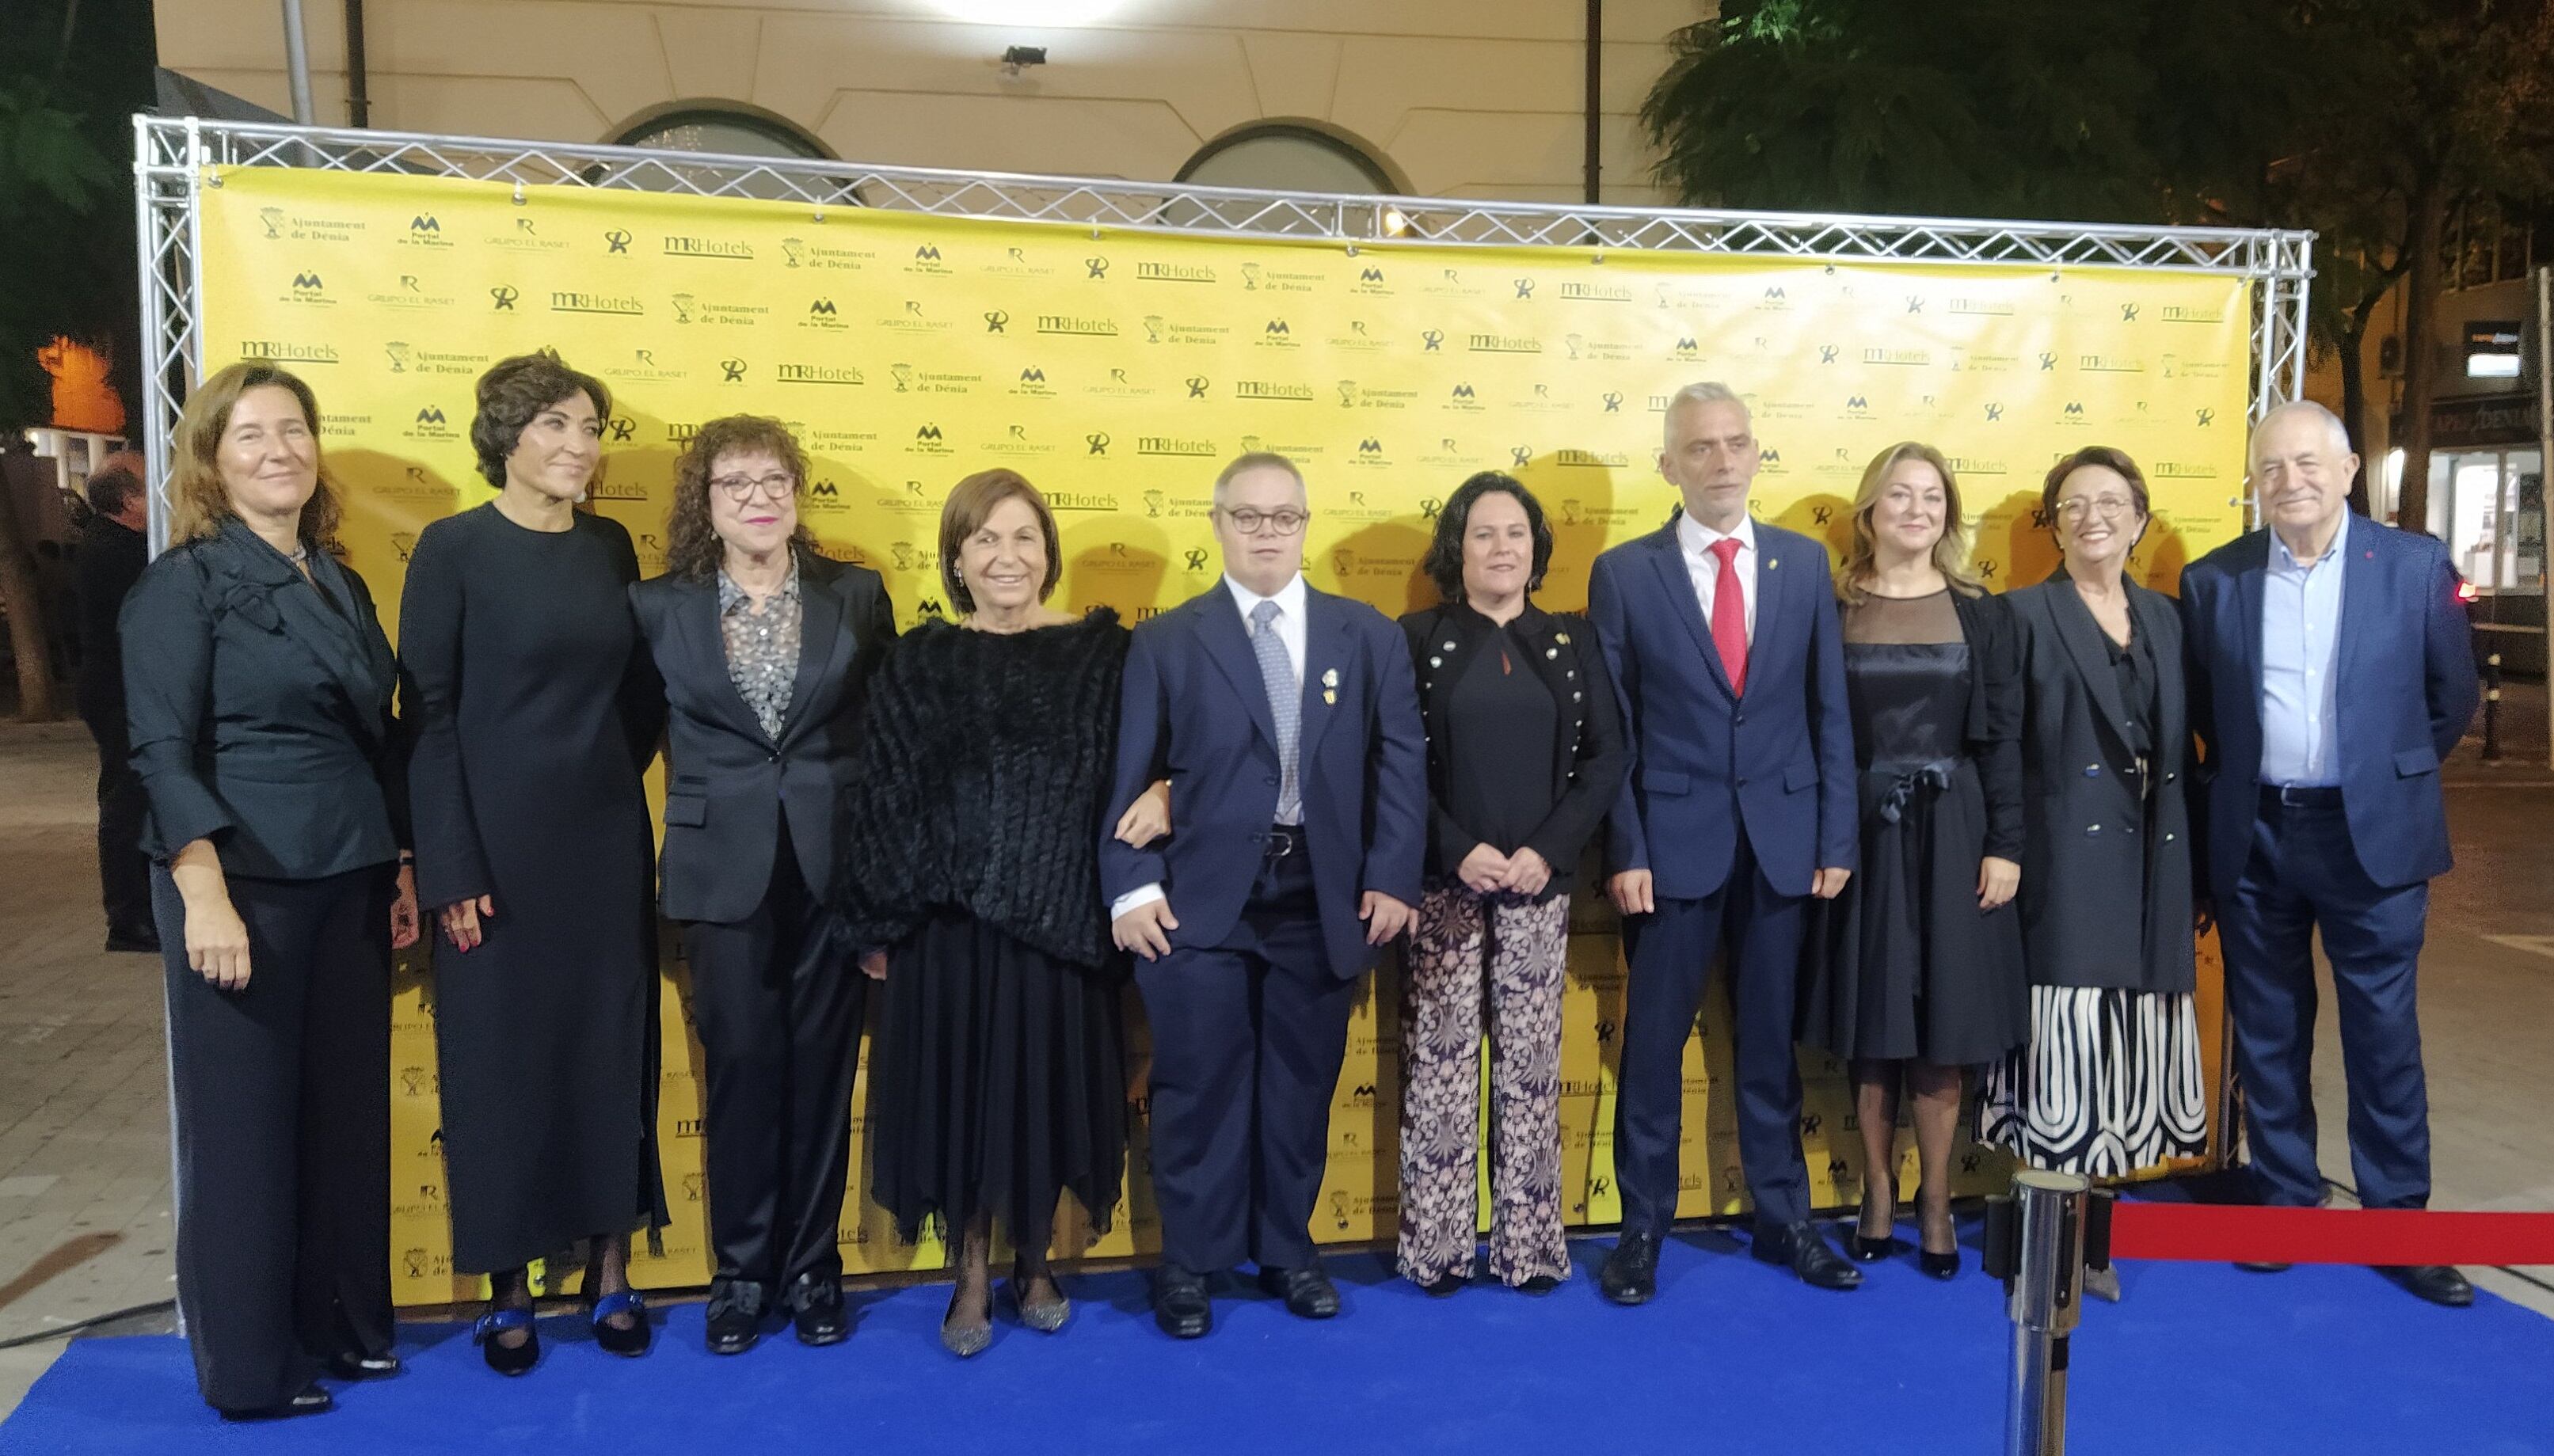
left=1104, top=452, right=1426, bottom=1339
left=1589, top=382, right=1863, bottom=1303
left=2179, top=401, right=2480, bottom=1307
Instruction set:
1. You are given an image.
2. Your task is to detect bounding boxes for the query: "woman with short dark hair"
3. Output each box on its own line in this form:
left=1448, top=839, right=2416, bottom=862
left=1981, top=445, right=2205, bottom=1299
left=1394, top=472, right=1623, bottom=1294
left=402, top=351, right=668, bottom=1371
left=630, top=416, right=896, bottom=1355
left=836, top=469, right=1157, bottom=1357
left=125, top=361, right=420, bottom=1420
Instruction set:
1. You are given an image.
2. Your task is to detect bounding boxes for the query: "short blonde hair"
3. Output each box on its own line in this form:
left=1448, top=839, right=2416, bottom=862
left=166, top=361, right=342, bottom=550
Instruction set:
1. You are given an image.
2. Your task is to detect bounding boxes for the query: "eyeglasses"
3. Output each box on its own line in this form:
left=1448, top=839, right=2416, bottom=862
left=2055, top=495, right=2139, bottom=521
left=712, top=472, right=798, bottom=504
left=1220, top=507, right=1310, bottom=537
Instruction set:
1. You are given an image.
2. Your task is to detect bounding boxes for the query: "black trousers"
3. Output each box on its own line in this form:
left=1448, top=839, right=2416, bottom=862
left=681, top=827, right=864, bottom=1292
left=1614, top=832, right=1814, bottom=1234
left=154, top=862, right=394, bottom=1413
left=86, top=709, right=151, bottom=936
left=1134, top=830, right=1358, bottom=1274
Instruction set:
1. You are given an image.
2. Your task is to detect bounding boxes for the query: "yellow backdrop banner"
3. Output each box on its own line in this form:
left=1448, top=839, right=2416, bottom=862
left=195, top=165, right=2251, bottom=1305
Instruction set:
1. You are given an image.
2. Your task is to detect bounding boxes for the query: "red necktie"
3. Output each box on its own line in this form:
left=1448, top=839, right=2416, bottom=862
left=1708, top=535, right=1748, bottom=696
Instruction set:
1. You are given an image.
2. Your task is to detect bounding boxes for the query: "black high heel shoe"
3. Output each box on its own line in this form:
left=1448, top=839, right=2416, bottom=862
left=589, top=1289, right=652, bottom=1356
left=1919, top=1247, right=1962, bottom=1279
left=1848, top=1230, right=1909, bottom=1262
left=473, top=1306, right=539, bottom=1376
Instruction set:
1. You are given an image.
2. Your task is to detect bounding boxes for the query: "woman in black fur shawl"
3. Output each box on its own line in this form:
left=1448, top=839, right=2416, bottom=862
left=835, top=469, right=1165, bottom=1357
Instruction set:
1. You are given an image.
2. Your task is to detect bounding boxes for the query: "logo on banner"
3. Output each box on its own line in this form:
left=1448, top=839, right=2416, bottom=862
left=907, top=244, right=952, bottom=275
left=1086, top=432, right=1110, bottom=456
left=1511, top=446, right=1533, bottom=469
left=1242, top=263, right=1262, bottom=291
left=775, top=363, right=862, bottom=387
left=602, top=228, right=631, bottom=254
left=489, top=285, right=519, bottom=310
left=2120, top=302, right=2141, bottom=322
left=1513, top=278, right=1536, bottom=299
left=384, top=341, right=411, bottom=373
left=891, top=364, right=914, bottom=393
left=1141, top=316, right=1164, bottom=344
left=984, top=310, right=1009, bottom=333
left=1353, top=266, right=1390, bottom=295
left=1012, top=366, right=1054, bottom=398
left=1421, top=329, right=1444, bottom=352
left=401, top=214, right=451, bottom=249
left=1184, top=548, right=1210, bottom=572
left=258, top=207, right=285, bottom=239
left=718, top=359, right=748, bottom=383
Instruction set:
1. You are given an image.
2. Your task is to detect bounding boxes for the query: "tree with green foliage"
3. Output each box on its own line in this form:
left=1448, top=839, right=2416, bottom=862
left=1641, top=0, right=2554, bottom=532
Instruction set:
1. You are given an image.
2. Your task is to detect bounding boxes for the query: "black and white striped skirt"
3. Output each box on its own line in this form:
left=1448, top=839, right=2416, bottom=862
left=1977, top=987, right=2207, bottom=1176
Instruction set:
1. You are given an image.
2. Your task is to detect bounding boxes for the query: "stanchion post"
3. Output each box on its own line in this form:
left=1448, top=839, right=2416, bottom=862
left=2482, top=652, right=2503, bottom=762
left=1999, top=1169, right=2091, bottom=1456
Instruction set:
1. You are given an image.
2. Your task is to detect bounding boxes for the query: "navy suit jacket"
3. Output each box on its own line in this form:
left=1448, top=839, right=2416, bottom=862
left=1587, top=516, right=1859, bottom=900
left=1101, top=580, right=1427, bottom=982
left=2178, top=517, right=2479, bottom=898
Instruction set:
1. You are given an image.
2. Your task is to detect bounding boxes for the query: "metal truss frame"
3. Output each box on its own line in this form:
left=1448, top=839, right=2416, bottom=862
left=138, top=115, right=2313, bottom=547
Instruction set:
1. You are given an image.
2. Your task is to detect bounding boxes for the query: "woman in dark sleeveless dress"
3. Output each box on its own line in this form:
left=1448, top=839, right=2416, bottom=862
left=1801, top=442, right=2027, bottom=1279
left=835, top=469, right=1163, bottom=1358
left=402, top=353, right=666, bottom=1372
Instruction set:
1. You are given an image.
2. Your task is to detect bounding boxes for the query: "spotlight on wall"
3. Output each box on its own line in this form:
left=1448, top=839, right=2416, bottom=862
left=1000, top=45, right=1049, bottom=76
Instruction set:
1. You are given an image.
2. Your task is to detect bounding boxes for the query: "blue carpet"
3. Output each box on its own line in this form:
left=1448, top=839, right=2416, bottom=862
left=6, top=1229, right=2550, bottom=1454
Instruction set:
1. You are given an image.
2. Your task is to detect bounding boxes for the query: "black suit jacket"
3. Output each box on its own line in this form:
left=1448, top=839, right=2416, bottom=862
left=1397, top=599, right=1626, bottom=885
left=74, top=515, right=148, bottom=727
left=629, top=549, right=896, bottom=924
left=2004, top=572, right=2194, bottom=994
left=120, top=520, right=405, bottom=879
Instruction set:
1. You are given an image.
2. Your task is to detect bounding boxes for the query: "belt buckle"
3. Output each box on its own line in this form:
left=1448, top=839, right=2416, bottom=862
left=1265, top=829, right=1295, bottom=861
left=2277, top=783, right=2316, bottom=808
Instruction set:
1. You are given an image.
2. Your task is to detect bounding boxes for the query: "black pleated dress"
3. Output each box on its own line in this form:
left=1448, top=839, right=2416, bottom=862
left=400, top=503, right=667, bottom=1273
left=1801, top=590, right=2029, bottom=1067
left=835, top=611, right=1131, bottom=1250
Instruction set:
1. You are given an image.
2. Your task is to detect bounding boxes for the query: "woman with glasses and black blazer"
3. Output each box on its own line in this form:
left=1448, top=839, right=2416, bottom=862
left=630, top=416, right=896, bottom=1355
left=1980, top=446, right=2206, bottom=1301
left=123, top=361, right=421, bottom=1420
left=1394, top=471, right=1625, bottom=1295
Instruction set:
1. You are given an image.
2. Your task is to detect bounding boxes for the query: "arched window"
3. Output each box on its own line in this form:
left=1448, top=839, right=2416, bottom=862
left=615, top=105, right=829, bottom=161
left=1177, top=124, right=1399, bottom=196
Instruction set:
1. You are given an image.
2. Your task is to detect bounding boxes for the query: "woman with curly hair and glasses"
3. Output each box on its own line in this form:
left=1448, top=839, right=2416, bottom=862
left=1392, top=471, right=1624, bottom=1296
left=629, top=416, right=896, bottom=1355
left=400, top=352, right=668, bottom=1372
left=123, top=361, right=421, bottom=1420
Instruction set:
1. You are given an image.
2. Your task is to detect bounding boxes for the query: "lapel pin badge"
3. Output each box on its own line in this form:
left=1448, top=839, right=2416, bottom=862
left=1323, top=689, right=1338, bottom=705
left=1322, top=668, right=1338, bottom=688
left=1555, top=631, right=1570, bottom=644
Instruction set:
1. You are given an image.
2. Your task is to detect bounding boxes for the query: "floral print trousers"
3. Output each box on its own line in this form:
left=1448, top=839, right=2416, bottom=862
left=1396, top=884, right=1571, bottom=1287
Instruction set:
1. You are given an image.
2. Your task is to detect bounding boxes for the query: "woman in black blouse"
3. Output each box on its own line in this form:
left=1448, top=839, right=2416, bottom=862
left=630, top=416, right=896, bottom=1355
left=123, top=362, right=420, bottom=1419
left=402, top=353, right=666, bottom=1371
left=1981, top=447, right=2203, bottom=1300
left=835, top=469, right=1163, bottom=1357
left=1798, top=443, right=2028, bottom=1279
left=1395, top=472, right=1625, bottom=1294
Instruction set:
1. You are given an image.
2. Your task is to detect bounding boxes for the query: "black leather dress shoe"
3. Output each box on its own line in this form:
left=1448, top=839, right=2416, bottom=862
left=1598, top=1230, right=1661, bottom=1306
left=787, top=1273, right=849, bottom=1346
left=1257, top=1264, right=1341, bottom=1319
left=2378, top=1264, right=2475, bottom=1308
left=1751, top=1221, right=1863, bottom=1291
left=1153, top=1265, right=1212, bottom=1340
left=323, top=1350, right=402, bottom=1380
left=704, top=1280, right=767, bottom=1355
left=219, top=1385, right=333, bottom=1421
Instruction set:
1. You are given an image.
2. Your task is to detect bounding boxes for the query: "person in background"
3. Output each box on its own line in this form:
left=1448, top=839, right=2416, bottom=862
left=1798, top=443, right=2027, bottom=1280
left=1394, top=471, right=1623, bottom=1296
left=2180, top=401, right=2481, bottom=1308
left=122, top=362, right=420, bottom=1420
left=1587, top=382, right=1862, bottom=1306
left=1102, top=451, right=1426, bottom=1340
left=401, top=352, right=666, bottom=1373
left=1981, top=446, right=2205, bottom=1302
left=630, top=416, right=895, bottom=1355
left=77, top=451, right=158, bottom=952
left=838, top=469, right=1158, bottom=1357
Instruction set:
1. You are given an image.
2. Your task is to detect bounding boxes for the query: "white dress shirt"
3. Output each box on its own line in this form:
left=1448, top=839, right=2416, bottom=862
left=1110, top=572, right=1308, bottom=919
left=1677, top=510, right=1759, bottom=642
left=2259, top=512, right=2348, bottom=787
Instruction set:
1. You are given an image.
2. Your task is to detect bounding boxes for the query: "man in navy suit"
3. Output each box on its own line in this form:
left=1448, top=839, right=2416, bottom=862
left=1103, top=451, right=1426, bottom=1338
left=1587, top=382, right=1863, bottom=1303
left=2180, top=401, right=2480, bottom=1308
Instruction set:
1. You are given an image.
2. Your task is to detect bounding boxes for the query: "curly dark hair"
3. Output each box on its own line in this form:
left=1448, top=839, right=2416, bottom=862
left=470, top=351, right=611, bottom=487
left=665, top=415, right=820, bottom=582
left=1421, top=471, right=1553, bottom=603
